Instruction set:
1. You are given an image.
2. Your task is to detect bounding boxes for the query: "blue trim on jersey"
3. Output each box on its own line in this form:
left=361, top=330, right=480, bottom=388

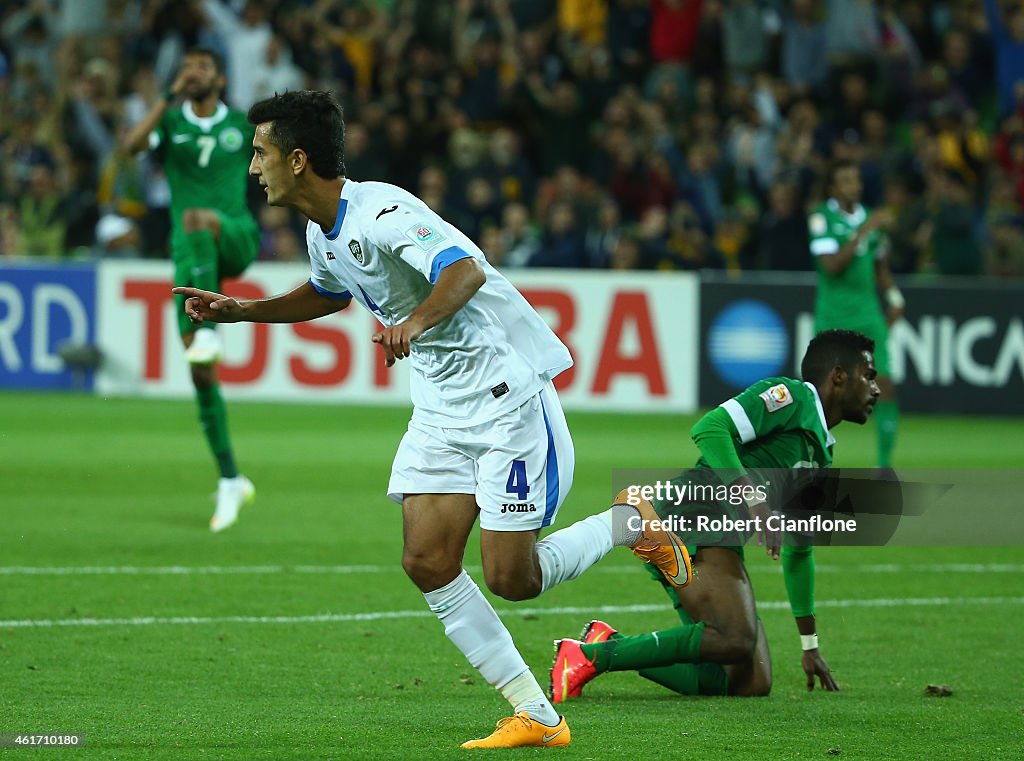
left=540, top=397, right=559, bottom=528
left=324, top=199, right=349, bottom=241
left=429, top=246, right=473, bottom=284
left=308, top=279, right=352, bottom=301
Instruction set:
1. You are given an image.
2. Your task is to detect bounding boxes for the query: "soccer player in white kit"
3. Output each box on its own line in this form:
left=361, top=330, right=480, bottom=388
left=173, top=90, right=691, bottom=748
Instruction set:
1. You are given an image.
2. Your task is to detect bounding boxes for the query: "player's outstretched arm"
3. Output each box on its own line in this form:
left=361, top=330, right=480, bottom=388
left=782, top=545, right=839, bottom=691
left=173, top=281, right=349, bottom=326
left=122, top=71, right=188, bottom=155
left=372, top=258, right=485, bottom=366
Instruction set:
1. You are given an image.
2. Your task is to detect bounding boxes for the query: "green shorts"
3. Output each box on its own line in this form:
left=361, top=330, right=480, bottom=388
left=815, top=313, right=890, bottom=376
left=172, top=212, right=259, bottom=336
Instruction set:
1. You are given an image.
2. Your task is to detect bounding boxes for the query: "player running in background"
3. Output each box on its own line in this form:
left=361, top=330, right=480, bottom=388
left=551, top=330, right=878, bottom=701
left=809, top=161, right=902, bottom=473
left=172, top=90, right=690, bottom=749
left=123, top=48, right=258, bottom=532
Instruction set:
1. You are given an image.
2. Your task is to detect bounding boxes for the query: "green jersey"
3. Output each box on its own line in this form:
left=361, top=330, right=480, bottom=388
left=655, top=377, right=836, bottom=551
left=150, top=102, right=255, bottom=232
left=698, top=377, right=834, bottom=474
left=808, top=199, right=885, bottom=324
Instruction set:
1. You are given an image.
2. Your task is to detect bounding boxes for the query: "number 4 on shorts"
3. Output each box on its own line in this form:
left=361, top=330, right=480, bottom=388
left=506, top=460, right=530, bottom=500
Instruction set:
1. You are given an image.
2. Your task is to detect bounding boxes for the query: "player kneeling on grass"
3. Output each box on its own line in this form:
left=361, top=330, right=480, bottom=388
left=551, top=329, right=879, bottom=701
left=174, top=89, right=692, bottom=749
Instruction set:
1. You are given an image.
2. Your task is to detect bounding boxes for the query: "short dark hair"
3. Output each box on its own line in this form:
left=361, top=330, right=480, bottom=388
left=801, top=329, right=875, bottom=384
left=183, top=46, right=226, bottom=76
left=247, top=90, right=346, bottom=179
left=827, top=158, right=859, bottom=188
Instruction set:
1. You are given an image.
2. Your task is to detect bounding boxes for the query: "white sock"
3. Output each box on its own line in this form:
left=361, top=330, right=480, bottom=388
left=610, top=504, right=643, bottom=546
left=423, top=569, right=546, bottom=710
left=536, top=513, right=615, bottom=595
left=500, top=670, right=560, bottom=726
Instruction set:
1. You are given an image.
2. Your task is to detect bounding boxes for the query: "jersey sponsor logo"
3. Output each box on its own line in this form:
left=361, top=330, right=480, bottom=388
left=406, top=222, right=446, bottom=250
left=809, top=213, right=827, bottom=236
left=759, top=383, right=793, bottom=412
left=172, top=134, right=192, bottom=144
left=375, top=205, right=398, bottom=220
left=348, top=240, right=364, bottom=263
left=500, top=502, right=537, bottom=514
left=326, top=251, right=336, bottom=260
left=218, top=127, right=244, bottom=152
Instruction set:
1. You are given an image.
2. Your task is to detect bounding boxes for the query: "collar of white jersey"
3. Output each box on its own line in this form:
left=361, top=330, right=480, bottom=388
left=826, top=198, right=866, bottom=225
left=182, top=100, right=229, bottom=132
left=325, top=178, right=359, bottom=240
left=803, top=381, right=837, bottom=447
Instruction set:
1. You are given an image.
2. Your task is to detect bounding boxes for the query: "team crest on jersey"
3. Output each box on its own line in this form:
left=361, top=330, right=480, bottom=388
left=219, top=127, right=244, bottom=152
left=759, top=383, right=793, bottom=413
left=406, top=222, right=447, bottom=250
left=348, top=240, right=364, bottom=263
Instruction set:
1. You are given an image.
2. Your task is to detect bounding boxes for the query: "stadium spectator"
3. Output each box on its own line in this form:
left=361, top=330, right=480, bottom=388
left=924, top=169, right=984, bottom=275
left=198, top=0, right=271, bottom=110
left=984, top=0, right=1024, bottom=117
left=781, top=0, right=828, bottom=95
left=757, top=180, right=812, bottom=272
left=15, top=161, right=71, bottom=258
left=0, top=0, right=1016, bottom=279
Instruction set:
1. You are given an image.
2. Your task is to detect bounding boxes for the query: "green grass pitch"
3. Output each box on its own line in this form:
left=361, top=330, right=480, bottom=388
left=1, top=392, right=1022, bottom=760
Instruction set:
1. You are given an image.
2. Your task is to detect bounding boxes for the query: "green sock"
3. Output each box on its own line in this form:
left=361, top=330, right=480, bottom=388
left=874, top=399, right=899, bottom=467
left=581, top=621, right=705, bottom=673
left=184, top=230, right=220, bottom=292
left=639, top=662, right=729, bottom=696
left=196, top=384, right=238, bottom=478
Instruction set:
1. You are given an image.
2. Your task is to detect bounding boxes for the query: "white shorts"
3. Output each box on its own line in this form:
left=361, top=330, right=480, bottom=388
left=387, top=378, right=575, bottom=531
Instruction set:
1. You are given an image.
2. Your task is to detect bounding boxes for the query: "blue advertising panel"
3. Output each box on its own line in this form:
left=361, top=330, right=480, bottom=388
left=0, top=262, right=98, bottom=390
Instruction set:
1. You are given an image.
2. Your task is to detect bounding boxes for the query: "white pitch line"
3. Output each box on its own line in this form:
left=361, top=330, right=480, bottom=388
left=1, top=562, right=1022, bottom=576
left=1, top=596, right=1022, bottom=629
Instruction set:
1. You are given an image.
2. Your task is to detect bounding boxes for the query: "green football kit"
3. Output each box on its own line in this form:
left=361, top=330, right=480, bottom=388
left=809, top=198, right=898, bottom=467
left=808, top=199, right=889, bottom=374
left=149, top=101, right=258, bottom=481
left=579, top=378, right=830, bottom=695
left=150, top=102, right=259, bottom=336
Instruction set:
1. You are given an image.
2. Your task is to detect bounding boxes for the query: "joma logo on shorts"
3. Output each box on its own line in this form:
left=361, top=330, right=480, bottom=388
left=500, top=503, right=537, bottom=514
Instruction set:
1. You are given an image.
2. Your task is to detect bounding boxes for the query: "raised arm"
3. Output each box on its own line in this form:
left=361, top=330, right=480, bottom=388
left=173, top=280, right=351, bottom=325
left=121, top=71, right=187, bottom=155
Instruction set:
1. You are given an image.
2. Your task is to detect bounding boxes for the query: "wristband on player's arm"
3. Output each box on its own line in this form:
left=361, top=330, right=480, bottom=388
left=885, top=286, right=905, bottom=310
left=800, top=633, right=819, bottom=651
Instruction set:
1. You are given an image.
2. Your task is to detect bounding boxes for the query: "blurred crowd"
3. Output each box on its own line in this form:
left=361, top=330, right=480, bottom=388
left=1, top=0, right=1023, bottom=277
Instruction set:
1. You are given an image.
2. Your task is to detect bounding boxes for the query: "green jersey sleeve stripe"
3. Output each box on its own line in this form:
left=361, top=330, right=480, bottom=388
left=811, top=238, right=839, bottom=255
left=720, top=398, right=756, bottom=443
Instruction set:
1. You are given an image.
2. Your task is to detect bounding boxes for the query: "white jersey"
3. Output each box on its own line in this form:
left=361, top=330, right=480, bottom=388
left=306, top=179, right=573, bottom=428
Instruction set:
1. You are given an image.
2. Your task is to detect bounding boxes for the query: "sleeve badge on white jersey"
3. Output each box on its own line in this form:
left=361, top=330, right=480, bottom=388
left=759, top=383, right=794, bottom=413
left=406, top=222, right=447, bottom=251
left=348, top=239, right=364, bottom=263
